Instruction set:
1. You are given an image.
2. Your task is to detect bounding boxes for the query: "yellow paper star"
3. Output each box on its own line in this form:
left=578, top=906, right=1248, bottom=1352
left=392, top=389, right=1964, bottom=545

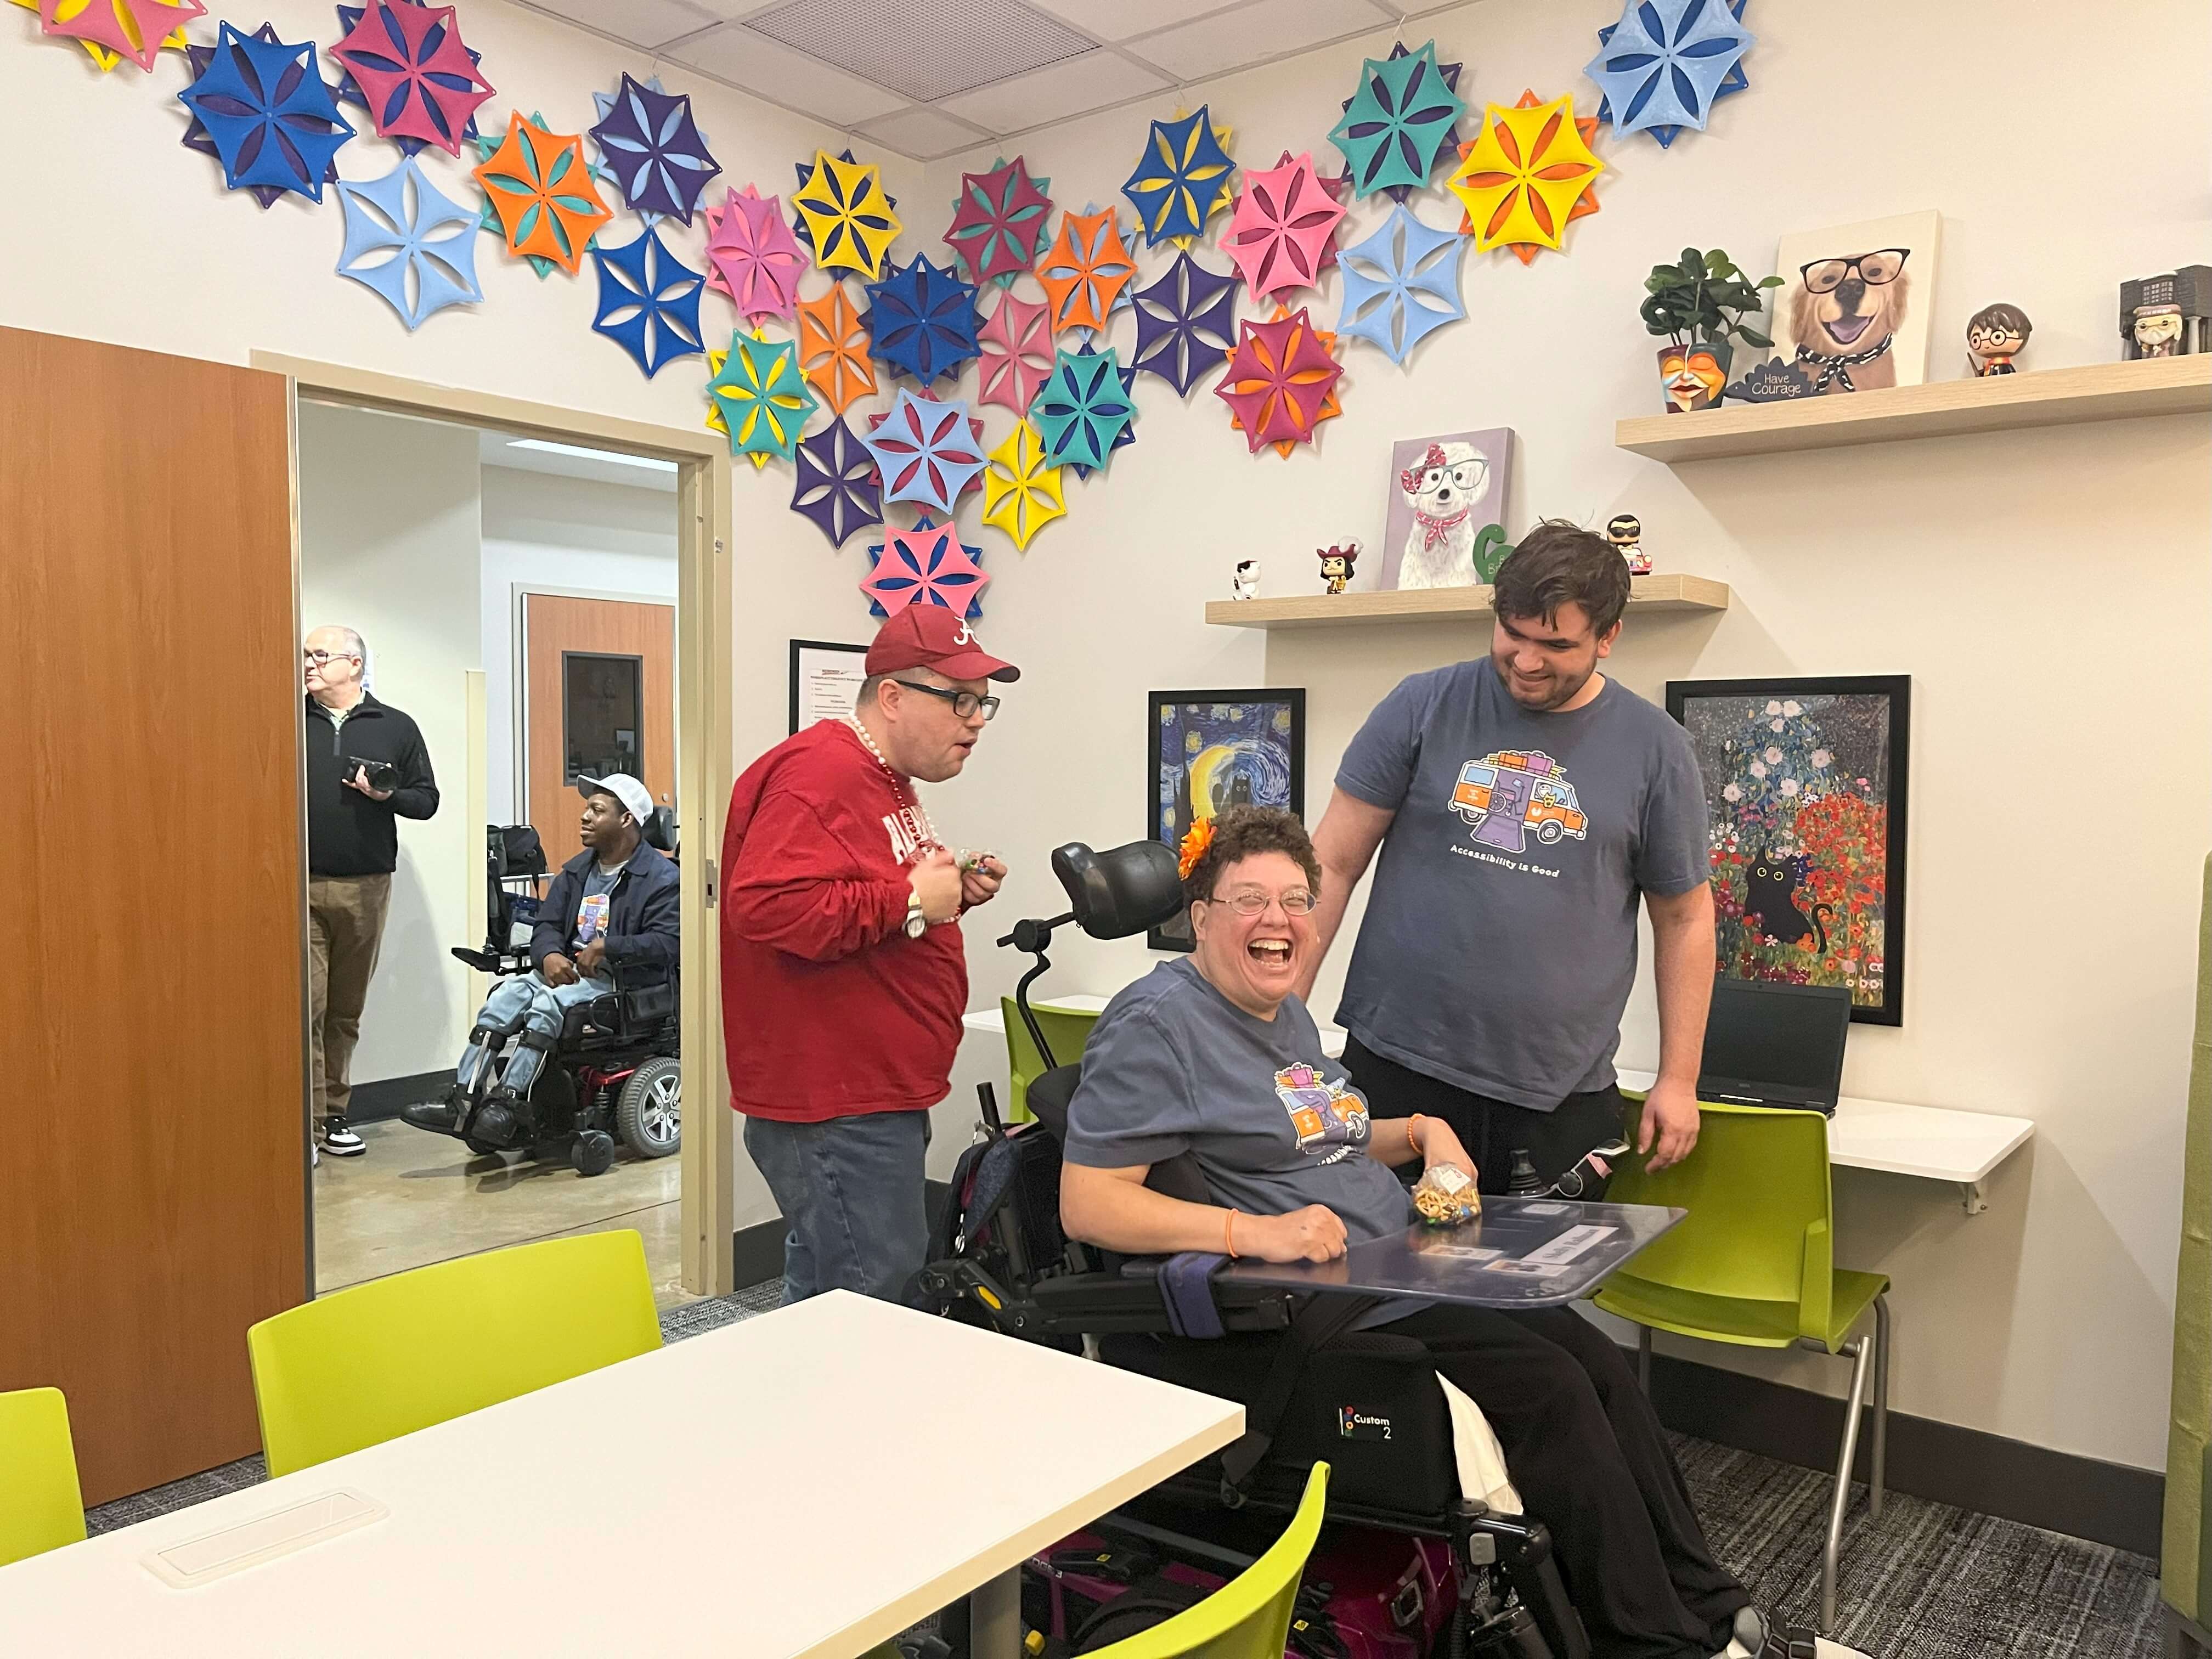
left=792, top=150, right=901, bottom=279
left=981, top=421, right=1067, bottom=552
left=14, top=0, right=186, bottom=69
left=1447, top=93, right=1606, bottom=255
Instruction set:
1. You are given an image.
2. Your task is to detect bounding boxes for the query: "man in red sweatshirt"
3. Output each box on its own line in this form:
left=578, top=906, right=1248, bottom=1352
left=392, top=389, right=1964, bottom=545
left=721, top=606, right=1017, bottom=1305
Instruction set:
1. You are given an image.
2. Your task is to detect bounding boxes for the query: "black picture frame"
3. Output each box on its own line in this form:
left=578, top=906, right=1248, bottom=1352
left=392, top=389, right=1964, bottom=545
left=1666, top=675, right=1911, bottom=1025
left=788, top=639, right=868, bottom=736
left=1146, top=687, right=1306, bottom=952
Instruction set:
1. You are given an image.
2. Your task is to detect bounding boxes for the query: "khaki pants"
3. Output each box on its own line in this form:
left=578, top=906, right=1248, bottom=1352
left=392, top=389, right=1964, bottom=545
left=308, top=873, right=392, bottom=1128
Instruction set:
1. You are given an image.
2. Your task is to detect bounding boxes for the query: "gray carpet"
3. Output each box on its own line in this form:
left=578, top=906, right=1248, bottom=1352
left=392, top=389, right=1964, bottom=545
left=86, top=1292, right=2163, bottom=1659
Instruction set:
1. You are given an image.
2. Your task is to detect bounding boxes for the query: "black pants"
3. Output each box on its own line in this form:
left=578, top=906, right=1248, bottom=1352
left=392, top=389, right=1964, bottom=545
left=1344, top=1035, right=1628, bottom=1195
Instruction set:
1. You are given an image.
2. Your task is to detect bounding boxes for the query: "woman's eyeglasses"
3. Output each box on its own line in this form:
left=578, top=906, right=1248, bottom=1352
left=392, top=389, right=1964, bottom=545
left=1204, top=889, right=1317, bottom=917
left=1798, top=249, right=1908, bottom=294
left=890, top=680, right=1000, bottom=721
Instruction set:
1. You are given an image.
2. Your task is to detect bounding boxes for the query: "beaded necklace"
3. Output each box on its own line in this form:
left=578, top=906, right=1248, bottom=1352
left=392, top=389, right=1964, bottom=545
left=841, top=715, right=940, bottom=852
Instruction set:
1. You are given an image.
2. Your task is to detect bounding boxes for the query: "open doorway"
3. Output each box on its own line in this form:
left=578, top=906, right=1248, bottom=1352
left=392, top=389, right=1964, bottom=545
left=273, top=361, right=732, bottom=1310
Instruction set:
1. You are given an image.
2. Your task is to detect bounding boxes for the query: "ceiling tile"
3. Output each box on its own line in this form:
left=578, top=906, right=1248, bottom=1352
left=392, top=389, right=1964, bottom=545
left=1128, top=0, right=1391, bottom=84
left=745, top=0, right=1096, bottom=104
left=1020, top=0, right=1247, bottom=43
left=936, top=48, right=1170, bottom=136
left=856, top=106, right=995, bottom=160
left=661, top=25, right=910, bottom=125
left=517, top=0, right=725, bottom=50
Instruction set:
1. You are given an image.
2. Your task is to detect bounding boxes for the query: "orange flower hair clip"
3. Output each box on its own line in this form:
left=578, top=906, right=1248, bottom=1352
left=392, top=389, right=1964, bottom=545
left=1176, top=815, right=1217, bottom=881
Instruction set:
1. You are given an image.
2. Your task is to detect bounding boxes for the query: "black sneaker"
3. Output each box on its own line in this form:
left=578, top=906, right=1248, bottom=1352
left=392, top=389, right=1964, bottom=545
left=400, top=1099, right=461, bottom=1135
left=320, top=1120, right=366, bottom=1158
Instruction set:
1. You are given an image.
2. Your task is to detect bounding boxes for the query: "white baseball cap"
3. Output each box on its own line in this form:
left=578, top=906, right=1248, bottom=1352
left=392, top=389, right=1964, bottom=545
left=577, top=774, right=654, bottom=825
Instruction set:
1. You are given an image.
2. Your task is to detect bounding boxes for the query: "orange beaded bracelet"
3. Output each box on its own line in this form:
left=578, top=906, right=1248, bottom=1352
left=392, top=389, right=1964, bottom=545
left=1224, top=1208, right=1240, bottom=1258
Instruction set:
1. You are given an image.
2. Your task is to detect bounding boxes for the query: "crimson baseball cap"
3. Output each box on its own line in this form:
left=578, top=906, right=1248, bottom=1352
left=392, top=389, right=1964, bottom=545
left=865, top=606, right=1020, bottom=683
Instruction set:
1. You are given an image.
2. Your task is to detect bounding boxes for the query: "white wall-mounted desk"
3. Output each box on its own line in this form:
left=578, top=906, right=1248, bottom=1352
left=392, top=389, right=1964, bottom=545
left=964, top=994, right=1349, bottom=1059
left=0, top=1291, right=1243, bottom=1659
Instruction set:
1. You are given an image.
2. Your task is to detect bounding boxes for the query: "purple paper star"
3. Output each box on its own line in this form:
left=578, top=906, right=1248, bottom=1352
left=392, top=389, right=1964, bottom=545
left=791, top=418, right=883, bottom=548
left=1131, top=251, right=1239, bottom=396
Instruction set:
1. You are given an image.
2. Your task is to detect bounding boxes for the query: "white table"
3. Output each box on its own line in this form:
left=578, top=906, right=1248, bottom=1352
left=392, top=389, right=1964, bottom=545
left=1615, top=1069, right=2034, bottom=1215
left=964, top=994, right=1349, bottom=1059
left=0, top=1291, right=1244, bottom=1659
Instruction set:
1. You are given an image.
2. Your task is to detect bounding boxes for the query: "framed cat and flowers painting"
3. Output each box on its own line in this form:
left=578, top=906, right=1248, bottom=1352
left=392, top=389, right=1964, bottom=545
left=1667, top=676, right=1911, bottom=1025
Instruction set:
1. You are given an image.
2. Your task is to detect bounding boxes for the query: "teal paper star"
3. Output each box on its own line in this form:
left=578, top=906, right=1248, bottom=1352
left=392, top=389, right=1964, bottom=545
left=1327, top=40, right=1466, bottom=199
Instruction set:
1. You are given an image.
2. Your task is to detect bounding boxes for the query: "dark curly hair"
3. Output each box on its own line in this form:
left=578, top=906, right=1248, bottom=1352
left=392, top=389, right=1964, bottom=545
left=1182, top=805, right=1321, bottom=909
left=1492, top=518, right=1630, bottom=637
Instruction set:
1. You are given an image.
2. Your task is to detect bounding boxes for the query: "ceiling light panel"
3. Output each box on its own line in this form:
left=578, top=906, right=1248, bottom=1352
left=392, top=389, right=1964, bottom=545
left=936, top=47, right=1169, bottom=136
left=743, top=0, right=1096, bottom=104
left=1131, top=0, right=1391, bottom=84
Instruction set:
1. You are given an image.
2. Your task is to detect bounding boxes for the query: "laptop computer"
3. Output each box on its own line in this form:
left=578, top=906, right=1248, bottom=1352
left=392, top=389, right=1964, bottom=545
left=1696, top=979, right=1851, bottom=1113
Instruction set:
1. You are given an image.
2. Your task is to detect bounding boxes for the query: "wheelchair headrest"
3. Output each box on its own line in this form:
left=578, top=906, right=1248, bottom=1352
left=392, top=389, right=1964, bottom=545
left=1052, top=839, right=1183, bottom=940
left=493, top=824, right=547, bottom=878
left=644, top=805, right=678, bottom=854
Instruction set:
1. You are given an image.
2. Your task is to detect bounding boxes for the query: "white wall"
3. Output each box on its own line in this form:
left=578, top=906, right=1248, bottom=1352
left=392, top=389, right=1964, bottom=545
left=299, top=403, right=483, bottom=1085
left=907, top=0, right=2211, bottom=1476
left=479, top=464, right=679, bottom=823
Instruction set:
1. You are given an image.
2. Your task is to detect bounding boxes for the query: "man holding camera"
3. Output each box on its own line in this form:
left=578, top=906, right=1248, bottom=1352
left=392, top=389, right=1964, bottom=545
left=304, top=625, right=438, bottom=1159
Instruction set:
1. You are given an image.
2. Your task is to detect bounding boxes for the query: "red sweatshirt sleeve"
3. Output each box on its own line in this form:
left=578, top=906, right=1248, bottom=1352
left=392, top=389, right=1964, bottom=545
left=723, top=788, right=910, bottom=962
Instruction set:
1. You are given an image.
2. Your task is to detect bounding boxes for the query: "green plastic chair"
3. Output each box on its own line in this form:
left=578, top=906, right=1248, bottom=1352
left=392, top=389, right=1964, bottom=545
left=0, top=1387, right=87, bottom=1567
left=1086, top=1463, right=1329, bottom=1659
left=247, top=1230, right=663, bottom=1477
left=1599, top=1097, right=1888, bottom=1634
left=1001, top=997, right=1103, bottom=1122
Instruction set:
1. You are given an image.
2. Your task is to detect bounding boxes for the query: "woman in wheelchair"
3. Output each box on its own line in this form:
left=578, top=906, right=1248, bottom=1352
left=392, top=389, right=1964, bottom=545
left=1059, top=807, right=1769, bottom=1659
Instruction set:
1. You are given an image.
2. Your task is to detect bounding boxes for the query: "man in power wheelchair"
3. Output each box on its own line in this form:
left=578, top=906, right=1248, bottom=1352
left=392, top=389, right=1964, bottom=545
left=917, top=810, right=1808, bottom=1659
left=401, top=774, right=681, bottom=1177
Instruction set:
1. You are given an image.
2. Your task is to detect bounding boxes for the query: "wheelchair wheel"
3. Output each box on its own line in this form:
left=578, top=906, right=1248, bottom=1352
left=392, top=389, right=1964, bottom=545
left=571, top=1129, right=616, bottom=1178
left=616, top=1057, right=681, bottom=1159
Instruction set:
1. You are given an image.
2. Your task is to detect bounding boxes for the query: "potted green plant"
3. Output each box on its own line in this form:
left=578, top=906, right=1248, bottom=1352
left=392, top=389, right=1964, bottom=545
left=1641, top=247, right=1782, bottom=413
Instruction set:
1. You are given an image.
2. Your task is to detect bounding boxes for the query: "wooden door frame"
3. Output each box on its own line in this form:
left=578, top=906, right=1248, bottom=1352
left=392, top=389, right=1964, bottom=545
left=253, top=352, right=736, bottom=1299
left=513, top=583, right=677, bottom=826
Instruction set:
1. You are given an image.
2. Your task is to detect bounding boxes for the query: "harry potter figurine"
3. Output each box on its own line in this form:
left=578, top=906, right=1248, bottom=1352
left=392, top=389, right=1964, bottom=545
left=1318, top=541, right=1359, bottom=595
left=1966, top=303, right=2032, bottom=375
left=1607, top=514, right=1651, bottom=575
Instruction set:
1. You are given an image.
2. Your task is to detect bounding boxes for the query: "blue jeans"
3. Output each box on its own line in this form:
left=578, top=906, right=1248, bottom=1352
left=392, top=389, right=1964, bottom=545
left=742, top=1111, right=929, bottom=1307
left=456, top=970, right=610, bottom=1097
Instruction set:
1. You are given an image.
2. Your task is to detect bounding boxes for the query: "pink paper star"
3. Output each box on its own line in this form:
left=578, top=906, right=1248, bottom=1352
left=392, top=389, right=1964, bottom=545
left=975, top=291, right=1055, bottom=416
left=1222, top=152, right=1347, bottom=301
left=40, top=0, right=205, bottom=72
left=861, top=519, right=990, bottom=620
left=703, top=185, right=810, bottom=324
left=331, top=0, right=493, bottom=157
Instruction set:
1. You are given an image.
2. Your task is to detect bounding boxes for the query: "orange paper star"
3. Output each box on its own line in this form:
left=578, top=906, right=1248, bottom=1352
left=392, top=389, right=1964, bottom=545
left=472, top=113, right=614, bottom=276
left=1037, top=206, right=1138, bottom=336
left=795, top=283, right=877, bottom=416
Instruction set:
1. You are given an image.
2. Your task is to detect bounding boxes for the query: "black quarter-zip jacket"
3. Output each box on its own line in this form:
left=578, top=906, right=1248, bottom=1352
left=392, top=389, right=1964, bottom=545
left=305, top=693, right=439, bottom=876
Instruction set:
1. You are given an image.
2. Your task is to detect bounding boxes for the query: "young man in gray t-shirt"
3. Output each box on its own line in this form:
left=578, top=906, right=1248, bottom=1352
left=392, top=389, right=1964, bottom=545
left=1298, top=522, right=1717, bottom=1186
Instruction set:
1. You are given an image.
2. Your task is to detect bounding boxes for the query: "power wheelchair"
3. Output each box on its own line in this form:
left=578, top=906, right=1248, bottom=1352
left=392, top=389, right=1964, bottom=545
left=915, top=839, right=1592, bottom=1659
left=437, top=816, right=682, bottom=1178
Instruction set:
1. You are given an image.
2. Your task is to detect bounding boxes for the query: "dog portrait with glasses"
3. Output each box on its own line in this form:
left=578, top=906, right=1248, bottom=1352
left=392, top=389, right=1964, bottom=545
left=1774, top=212, right=1940, bottom=395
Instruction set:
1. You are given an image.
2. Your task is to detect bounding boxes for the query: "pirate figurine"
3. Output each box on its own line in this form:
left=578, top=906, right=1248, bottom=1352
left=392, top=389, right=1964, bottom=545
left=1966, top=303, right=2032, bottom=376
left=1607, top=514, right=1651, bottom=576
left=1318, top=541, right=1359, bottom=595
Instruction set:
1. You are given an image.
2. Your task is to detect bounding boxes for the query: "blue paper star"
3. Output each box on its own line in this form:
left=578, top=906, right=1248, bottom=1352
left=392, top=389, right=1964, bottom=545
left=1064, top=346, right=1137, bottom=481
left=863, top=253, right=981, bottom=386
left=335, top=155, right=482, bottom=330
left=1585, top=0, right=1756, bottom=147
left=591, top=228, right=707, bottom=377
left=589, top=73, right=721, bottom=225
left=181, top=26, right=342, bottom=209
left=178, top=22, right=354, bottom=202
left=860, top=389, right=988, bottom=515
left=331, top=2, right=481, bottom=159
left=1121, top=108, right=1236, bottom=247
left=1130, top=252, right=1239, bottom=397
left=1335, top=205, right=1467, bottom=366
left=1031, top=345, right=1135, bottom=473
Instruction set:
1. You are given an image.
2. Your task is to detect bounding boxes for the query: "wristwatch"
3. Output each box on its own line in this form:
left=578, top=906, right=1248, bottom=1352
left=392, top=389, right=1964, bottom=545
left=904, top=891, right=928, bottom=939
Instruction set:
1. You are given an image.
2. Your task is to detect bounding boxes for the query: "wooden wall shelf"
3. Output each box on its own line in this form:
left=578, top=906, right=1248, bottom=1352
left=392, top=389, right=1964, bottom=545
left=1615, top=355, right=2211, bottom=463
left=1205, top=573, right=1731, bottom=630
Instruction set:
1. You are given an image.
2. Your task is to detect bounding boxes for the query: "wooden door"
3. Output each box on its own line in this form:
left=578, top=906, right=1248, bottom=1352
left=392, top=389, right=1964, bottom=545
left=523, top=593, right=675, bottom=868
left=0, top=327, right=304, bottom=1505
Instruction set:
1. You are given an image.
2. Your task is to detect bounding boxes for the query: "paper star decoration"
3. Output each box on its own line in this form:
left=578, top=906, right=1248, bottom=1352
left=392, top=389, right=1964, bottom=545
left=863, top=253, right=980, bottom=385
left=1130, top=252, right=1239, bottom=397
left=703, top=185, right=808, bottom=324
left=589, top=78, right=701, bottom=229
left=790, top=418, right=882, bottom=548
left=22, top=0, right=188, bottom=72
left=473, top=113, right=614, bottom=276
left=1231, top=306, right=1344, bottom=457
left=35, top=0, right=200, bottom=72
left=177, top=24, right=354, bottom=205
left=794, top=285, right=876, bottom=416
left=335, top=154, right=481, bottom=330
left=1215, top=307, right=1343, bottom=454
left=866, top=397, right=985, bottom=500
left=1329, top=40, right=1466, bottom=200
left=861, top=390, right=986, bottom=516
left=1240, top=151, right=1352, bottom=275
left=943, top=156, right=1053, bottom=288
left=1060, top=346, right=1137, bottom=482
left=592, top=227, right=706, bottom=377
left=981, top=422, right=1066, bottom=553
left=331, top=1, right=481, bottom=157
left=1121, top=106, right=1235, bottom=247
left=793, top=150, right=901, bottom=279
left=702, top=341, right=771, bottom=469
left=789, top=149, right=898, bottom=257
left=330, top=0, right=493, bottom=157
left=1447, top=93, right=1606, bottom=256
left=1037, top=206, right=1137, bottom=337
left=1585, top=0, right=1754, bottom=146
left=469, top=113, right=611, bottom=280
left=1222, top=152, right=1346, bottom=301
left=862, top=517, right=988, bottom=622
left=707, top=329, right=818, bottom=464
left=589, top=72, right=720, bottom=225
left=1453, top=92, right=1605, bottom=263
left=1335, top=205, right=1468, bottom=365
left=1031, top=345, right=1135, bottom=475
left=975, top=291, right=1055, bottom=416
left=179, top=26, right=348, bottom=207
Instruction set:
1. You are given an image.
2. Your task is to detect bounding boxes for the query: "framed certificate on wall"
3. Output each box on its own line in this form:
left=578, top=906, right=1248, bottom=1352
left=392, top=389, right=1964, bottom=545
left=789, top=639, right=868, bottom=735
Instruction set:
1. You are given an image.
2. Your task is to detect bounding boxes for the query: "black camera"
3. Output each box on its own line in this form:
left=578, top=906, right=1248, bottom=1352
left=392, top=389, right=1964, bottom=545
left=347, top=757, right=399, bottom=792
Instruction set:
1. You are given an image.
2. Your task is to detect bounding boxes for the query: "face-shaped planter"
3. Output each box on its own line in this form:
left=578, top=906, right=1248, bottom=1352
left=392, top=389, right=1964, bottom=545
left=1658, top=340, right=1731, bottom=413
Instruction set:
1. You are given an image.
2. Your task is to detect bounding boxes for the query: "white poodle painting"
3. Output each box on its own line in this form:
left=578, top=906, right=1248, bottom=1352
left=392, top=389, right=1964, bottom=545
left=1379, top=428, right=1513, bottom=591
